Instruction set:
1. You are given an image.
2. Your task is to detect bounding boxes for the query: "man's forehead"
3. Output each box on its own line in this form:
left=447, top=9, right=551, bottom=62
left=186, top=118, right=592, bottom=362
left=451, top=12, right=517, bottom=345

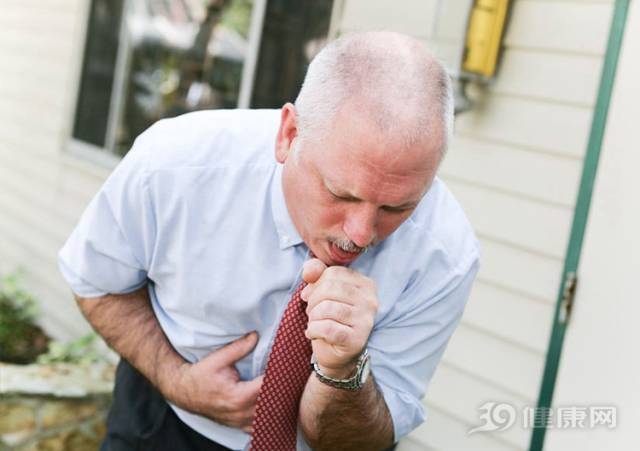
left=325, top=110, right=441, bottom=165
left=328, top=135, right=437, bottom=181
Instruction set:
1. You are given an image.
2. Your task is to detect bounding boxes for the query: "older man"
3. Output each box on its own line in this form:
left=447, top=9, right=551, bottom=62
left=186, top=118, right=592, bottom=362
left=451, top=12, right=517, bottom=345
left=59, top=32, right=479, bottom=450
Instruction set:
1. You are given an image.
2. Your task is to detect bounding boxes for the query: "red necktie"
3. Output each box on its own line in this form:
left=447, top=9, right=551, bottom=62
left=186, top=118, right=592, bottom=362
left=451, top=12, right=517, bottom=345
left=250, top=281, right=312, bottom=450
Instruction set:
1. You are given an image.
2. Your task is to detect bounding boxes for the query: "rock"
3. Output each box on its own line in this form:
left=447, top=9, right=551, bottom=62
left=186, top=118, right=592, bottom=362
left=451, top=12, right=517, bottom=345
left=40, top=401, right=99, bottom=429
left=0, top=362, right=113, bottom=450
left=0, top=402, right=36, bottom=434
left=0, top=363, right=114, bottom=398
left=16, top=429, right=99, bottom=451
left=92, top=420, right=107, bottom=441
left=2, top=429, right=34, bottom=447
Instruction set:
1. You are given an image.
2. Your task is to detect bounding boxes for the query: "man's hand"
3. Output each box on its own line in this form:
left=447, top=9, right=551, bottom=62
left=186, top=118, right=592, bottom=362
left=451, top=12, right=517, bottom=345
left=75, top=289, right=263, bottom=434
left=173, top=332, right=263, bottom=433
left=301, top=259, right=379, bottom=379
left=298, top=260, right=393, bottom=450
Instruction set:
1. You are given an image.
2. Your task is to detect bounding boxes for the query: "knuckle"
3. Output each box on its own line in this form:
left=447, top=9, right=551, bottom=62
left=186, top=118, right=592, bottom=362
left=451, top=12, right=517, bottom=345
left=334, top=326, right=349, bottom=344
left=308, top=306, right=319, bottom=321
left=322, top=320, right=335, bottom=336
left=328, top=266, right=350, bottom=280
left=325, top=277, right=340, bottom=293
left=311, top=302, right=327, bottom=320
left=344, top=283, right=358, bottom=298
left=322, top=321, right=338, bottom=341
left=324, top=266, right=340, bottom=278
left=323, top=302, right=340, bottom=321
left=336, top=304, right=352, bottom=323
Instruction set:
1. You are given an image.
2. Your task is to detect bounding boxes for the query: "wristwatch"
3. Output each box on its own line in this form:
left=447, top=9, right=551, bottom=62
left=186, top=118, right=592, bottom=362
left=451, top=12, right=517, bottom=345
left=310, top=349, right=371, bottom=391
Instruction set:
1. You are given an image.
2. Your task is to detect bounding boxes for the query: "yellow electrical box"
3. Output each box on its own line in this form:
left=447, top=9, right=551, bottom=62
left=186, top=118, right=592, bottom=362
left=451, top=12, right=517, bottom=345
left=463, top=0, right=510, bottom=78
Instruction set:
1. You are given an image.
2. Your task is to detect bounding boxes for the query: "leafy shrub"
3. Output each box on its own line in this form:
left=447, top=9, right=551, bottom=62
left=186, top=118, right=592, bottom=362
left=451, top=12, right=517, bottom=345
left=0, top=271, right=50, bottom=363
left=37, top=333, right=103, bottom=365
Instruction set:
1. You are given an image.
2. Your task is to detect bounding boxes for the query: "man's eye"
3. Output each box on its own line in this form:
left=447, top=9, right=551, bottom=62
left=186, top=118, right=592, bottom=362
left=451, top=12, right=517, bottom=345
left=381, top=206, right=411, bottom=214
left=329, top=191, right=355, bottom=202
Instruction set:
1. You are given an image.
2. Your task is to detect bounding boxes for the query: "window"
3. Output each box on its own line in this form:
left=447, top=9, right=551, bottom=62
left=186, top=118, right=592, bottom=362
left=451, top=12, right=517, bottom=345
left=73, top=0, right=124, bottom=149
left=251, top=0, right=333, bottom=108
left=71, top=0, right=333, bottom=158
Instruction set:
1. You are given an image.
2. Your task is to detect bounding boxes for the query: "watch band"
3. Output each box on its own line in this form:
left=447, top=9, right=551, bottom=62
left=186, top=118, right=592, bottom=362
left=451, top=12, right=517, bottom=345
left=310, top=349, right=370, bottom=391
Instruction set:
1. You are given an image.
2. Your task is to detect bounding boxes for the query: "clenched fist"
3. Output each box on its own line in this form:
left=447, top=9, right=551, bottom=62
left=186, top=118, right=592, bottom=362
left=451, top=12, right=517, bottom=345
left=300, top=258, right=378, bottom=379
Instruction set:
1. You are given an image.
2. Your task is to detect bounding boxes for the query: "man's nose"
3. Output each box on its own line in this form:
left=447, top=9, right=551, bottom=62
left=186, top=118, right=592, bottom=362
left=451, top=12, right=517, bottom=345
left=343, top=204, right=377, bottom=248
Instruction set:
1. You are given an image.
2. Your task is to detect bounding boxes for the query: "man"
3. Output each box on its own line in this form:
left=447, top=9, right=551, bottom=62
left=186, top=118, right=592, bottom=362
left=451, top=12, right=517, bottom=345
left=59, top=31, right=479, bottom=450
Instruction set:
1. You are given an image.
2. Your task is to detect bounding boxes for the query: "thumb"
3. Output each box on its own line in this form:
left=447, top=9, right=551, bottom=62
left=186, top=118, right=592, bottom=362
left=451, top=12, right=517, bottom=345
left=211, top=331, right=259, bottom=367
left=302, top=258, right=327, bottom=285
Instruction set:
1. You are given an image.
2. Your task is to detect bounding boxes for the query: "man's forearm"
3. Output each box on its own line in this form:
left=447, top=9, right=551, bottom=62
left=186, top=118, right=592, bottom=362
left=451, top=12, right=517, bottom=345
left=74, top=286, right=186, bottom=404
left=299, top=373, right=394, bottom=451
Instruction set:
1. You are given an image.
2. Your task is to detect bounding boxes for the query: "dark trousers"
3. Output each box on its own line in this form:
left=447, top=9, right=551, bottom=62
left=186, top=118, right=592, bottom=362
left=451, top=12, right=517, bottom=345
left=101, top=359, right=231, bottom=451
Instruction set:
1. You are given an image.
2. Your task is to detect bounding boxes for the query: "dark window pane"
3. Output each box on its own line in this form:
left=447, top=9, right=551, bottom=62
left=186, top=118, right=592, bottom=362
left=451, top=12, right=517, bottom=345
left=250, top=0, right=333, bottom=108
left=113, top=0, right=254, bottom=156
left=73, top=0, right=124, bottom=147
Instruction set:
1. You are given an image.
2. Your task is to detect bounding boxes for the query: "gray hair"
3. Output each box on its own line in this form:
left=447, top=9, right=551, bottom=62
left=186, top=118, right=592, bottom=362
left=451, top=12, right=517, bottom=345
left=294, top=31, right=454, bottom=160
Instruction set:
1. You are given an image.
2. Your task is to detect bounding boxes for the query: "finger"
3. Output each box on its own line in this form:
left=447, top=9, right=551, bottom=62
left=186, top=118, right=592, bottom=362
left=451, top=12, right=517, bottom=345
left=211, top=332, right=259, bottom=367
left=234, top=374, right=264, bottom=407
left=220, top=406, right=255, bottom=431
left=307, top=299, right=353, bottom=327
left=306, top=319, right=352, bottom=346
left=242, top=406, right=258, bottom=433
left=234, top=405, right=256, bottom=429
left=306, top=279, right=360, bottom=312
left=301, top=264, right=363, bottom=302
left=302, top=258, right=327, bottom=285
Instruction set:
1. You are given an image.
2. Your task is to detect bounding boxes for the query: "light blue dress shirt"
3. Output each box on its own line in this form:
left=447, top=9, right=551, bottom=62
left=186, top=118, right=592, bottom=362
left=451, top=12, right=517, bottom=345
left=59, top=109, right=480, bottom=450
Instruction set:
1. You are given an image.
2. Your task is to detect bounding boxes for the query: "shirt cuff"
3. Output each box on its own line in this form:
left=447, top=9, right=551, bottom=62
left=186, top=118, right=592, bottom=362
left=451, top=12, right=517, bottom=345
left=57, top=253, right=146, bottom=298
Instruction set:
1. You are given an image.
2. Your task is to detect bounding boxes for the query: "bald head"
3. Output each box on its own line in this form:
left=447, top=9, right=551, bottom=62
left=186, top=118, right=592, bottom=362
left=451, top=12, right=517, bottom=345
left=294, top=31, right=453, bottom=160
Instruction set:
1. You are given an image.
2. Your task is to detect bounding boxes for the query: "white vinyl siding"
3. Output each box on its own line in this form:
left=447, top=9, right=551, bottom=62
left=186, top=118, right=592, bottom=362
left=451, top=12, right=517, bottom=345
left=0, top=0, right=106, bottom=339
left=545, top=2, right=640, bottom=449
left=331, top=0, right=614, bottom=449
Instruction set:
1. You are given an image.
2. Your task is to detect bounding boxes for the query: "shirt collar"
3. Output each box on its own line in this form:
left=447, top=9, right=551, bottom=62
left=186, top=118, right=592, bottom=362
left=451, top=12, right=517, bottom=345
left=271, top=164, right=304, bottom=250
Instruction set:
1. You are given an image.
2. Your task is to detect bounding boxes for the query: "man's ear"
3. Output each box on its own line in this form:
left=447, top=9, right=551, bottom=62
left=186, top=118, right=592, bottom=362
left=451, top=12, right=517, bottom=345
left=275, top=103, right=298, bottom=164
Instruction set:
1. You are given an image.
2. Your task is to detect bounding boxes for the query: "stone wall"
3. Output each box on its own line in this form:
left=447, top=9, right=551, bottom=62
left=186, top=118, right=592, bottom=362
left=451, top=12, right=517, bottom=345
left=0, top=363, right=114, bottom=450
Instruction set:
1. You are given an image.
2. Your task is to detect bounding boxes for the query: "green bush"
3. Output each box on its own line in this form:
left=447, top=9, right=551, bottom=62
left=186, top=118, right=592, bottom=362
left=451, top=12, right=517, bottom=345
left=37, top=332, right=103, bottom=365
left=0, top=271, right=50, bottom=363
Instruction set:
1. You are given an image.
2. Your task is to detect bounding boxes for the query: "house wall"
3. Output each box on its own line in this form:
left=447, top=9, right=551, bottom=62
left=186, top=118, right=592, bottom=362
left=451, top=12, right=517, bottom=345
left=0, top=0, right=103, bottom=340
left=330, top=0, right=614, bottom=450
left=545, top=1, right=640, bottom=449
left=0, top=0, right=631, bottom=450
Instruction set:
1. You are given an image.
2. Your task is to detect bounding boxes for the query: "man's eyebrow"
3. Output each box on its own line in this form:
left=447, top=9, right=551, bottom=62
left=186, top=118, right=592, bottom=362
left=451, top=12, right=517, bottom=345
left=325, top=181, right=358, bottom=198
left=385, top=200, right=419, bottom=210
left=325, top=180, right=419, bottom=210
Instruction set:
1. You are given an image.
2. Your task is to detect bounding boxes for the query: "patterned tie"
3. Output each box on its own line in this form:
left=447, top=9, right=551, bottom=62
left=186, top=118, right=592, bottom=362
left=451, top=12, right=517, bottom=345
left=250, top=281, right=313, bottom=450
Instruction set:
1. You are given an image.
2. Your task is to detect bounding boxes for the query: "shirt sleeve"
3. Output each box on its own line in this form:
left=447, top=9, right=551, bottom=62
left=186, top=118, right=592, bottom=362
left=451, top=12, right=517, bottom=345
left=368, top=252, right=480, bottom=442
left=58, top=129, right=158, bottom=298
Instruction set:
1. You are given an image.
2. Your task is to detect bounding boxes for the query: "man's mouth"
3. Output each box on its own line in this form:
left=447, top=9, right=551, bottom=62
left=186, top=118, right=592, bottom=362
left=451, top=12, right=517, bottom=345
left=327, top=240, right=364, bottom=265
